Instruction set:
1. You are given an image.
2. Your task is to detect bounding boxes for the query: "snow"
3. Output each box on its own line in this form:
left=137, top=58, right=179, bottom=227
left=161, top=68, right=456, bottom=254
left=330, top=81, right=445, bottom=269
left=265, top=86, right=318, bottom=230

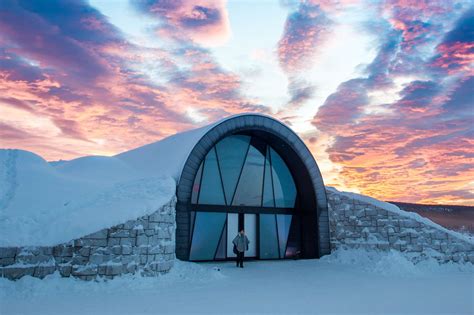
left=0, top=142, right=177, bottom=247
left=0, top=148, right=175, bottom=246
left=1, top=248, right=472, bottom=314
left=327, top=187, right=474, bottom=245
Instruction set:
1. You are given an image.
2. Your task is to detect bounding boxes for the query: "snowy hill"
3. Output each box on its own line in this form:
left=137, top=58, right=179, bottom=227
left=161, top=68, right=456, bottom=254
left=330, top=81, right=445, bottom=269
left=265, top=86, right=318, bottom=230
left=0, top=148, right=175, bottom=247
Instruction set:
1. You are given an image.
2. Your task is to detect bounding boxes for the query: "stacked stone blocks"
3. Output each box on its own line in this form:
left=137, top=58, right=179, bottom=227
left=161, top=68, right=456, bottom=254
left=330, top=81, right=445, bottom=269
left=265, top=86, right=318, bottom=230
left=327, top=190, right=474, bottom=263
left=0, top=197, right=176, bottom=280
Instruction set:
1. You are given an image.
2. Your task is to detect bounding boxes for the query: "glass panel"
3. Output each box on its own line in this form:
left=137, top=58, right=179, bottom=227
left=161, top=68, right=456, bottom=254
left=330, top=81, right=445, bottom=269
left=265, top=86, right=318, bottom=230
left=244, top=214, right=257, bottom=257
left=232, top=143, right=265, bottom=206
left=276, top=215, right=292, bottom=258
left=198, top=148, right=226, bottom=205
left=227, top=213, right=238, bottom=257
left=262, top=145, right=275, bottom=207
left=191, top=162, right=203, bottom=204
left=259, top=214, right=279, bottom=259
left=215, top=135, right=250, bottom=204
left=215, top=222, right=227, bottom=260
left=189, top=211, right=196, bottom=242
left=285, top=215, right=301, bottom=258
left=189, top=212, right=226, bottom=260
left=270, top=147, right=296, bottom=208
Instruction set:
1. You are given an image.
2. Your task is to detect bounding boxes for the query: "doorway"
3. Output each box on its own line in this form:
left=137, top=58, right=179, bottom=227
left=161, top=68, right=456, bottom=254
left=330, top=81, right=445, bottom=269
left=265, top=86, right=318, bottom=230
left=227, top=213, right=257, bottom=258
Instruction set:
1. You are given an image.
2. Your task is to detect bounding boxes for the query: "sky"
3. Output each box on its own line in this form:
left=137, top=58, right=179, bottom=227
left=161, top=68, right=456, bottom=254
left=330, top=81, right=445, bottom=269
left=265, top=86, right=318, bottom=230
left=0, top=0, right=473, bottom=205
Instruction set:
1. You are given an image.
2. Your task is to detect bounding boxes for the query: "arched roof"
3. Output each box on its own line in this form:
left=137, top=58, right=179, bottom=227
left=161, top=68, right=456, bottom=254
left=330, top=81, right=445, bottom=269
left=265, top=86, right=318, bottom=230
left=172, top=113, right=330, bottom=259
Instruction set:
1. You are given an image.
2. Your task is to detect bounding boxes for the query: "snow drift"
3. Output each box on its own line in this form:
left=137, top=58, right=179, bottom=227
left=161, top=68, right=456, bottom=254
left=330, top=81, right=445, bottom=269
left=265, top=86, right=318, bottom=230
left=0, top=149, right=175, bottom=247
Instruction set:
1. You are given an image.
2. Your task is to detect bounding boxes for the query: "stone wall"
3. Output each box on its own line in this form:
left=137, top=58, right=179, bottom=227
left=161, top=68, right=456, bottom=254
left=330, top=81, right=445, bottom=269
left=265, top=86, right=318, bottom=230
left=327, top=189, right=474, bottom=263
left=0, top=197, right=176, bottom=280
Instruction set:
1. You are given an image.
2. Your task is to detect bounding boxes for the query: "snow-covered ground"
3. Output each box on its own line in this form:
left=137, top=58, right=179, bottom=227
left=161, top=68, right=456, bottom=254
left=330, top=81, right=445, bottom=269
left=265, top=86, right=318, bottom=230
left=1, top=249, right=473, bottom=315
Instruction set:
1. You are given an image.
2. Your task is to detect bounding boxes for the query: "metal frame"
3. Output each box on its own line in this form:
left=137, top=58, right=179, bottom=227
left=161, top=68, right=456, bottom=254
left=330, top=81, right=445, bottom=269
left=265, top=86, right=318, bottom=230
left=176, top=114, right=329, bottom=260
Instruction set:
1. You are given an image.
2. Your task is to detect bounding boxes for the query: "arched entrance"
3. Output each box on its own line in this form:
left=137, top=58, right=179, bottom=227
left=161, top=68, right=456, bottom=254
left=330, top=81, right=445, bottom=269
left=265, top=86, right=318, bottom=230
left=175, top=115, right=329, bottom=261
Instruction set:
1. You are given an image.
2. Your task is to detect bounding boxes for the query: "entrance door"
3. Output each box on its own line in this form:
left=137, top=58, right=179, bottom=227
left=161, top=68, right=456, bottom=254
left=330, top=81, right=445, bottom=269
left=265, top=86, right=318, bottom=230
left=226, top=213, right=257, bottom=258
left=244, top=214, right=256, bottom=257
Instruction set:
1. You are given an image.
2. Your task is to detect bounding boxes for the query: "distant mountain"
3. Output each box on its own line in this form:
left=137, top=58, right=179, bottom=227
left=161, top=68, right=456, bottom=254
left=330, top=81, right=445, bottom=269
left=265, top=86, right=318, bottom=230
left=389, top=201, right=474, bottom=234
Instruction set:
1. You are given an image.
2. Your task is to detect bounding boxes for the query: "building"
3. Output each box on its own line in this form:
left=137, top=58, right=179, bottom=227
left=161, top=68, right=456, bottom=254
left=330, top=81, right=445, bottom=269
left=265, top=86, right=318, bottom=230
left=1, top=113, right=472, bottom=281
left=173, top=114, right=329, bottom=261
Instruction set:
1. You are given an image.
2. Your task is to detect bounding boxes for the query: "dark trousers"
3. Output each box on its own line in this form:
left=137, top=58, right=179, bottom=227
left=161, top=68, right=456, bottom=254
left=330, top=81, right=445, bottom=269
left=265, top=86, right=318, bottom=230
left=236, top=251, right=244, bottom=267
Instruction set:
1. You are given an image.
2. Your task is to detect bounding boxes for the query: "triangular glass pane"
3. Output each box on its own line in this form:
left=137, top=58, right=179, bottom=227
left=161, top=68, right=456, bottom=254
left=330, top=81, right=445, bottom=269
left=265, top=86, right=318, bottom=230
left=276, top=215, right=292, bottom=258
left=270, top=147, right=296, bottom=208
left=262, top=145, right=275, bottom=207
left=259, top=214, right=279, bottom=259
left=189, top=212, right=226, bottom=260
left=215, top=135, right=250, bottom=203
left=198, top=148, right=226, bottom=205
left=190, top=211, right=196, bottom=242
left=191, top=162, right=203, bottom=204
left=215, top=222, right=227, bottom=260
left=232, top=143, right=265, bottom=206
left=285, top=215, right=301, bottom=258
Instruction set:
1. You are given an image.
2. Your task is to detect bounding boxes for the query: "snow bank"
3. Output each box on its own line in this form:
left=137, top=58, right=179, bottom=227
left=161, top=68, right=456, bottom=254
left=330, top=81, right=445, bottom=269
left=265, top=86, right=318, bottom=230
left=321, top=248, right=474, bottom=276
left=0, top=259, right=225, bottom=300
left=327, top=186, right=474, bottom=244
left=0, top=149, right=176, bottom=247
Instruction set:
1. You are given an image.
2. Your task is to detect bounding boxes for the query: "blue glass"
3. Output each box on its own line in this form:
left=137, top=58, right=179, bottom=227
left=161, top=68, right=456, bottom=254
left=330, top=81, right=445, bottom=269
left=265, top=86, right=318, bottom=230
left=190, top=211, right=196, bottom=242
left=215, top=222, right=227, bottom=260
left=270, top=148, right=296, bottom=208
left=198, top=148, right=226, bottom=205
left=191, top=162, right=203, bottom=204
left=215, top=135, right=250, bottom=203
left=232, top=144, right=265, bottom=206
left=262, top=145, right=275, bottom=207
left=276, top=215, right=292, bottom=258
left=259, top=214, right=279, bottom=259
left=285, top=215, right=301, bottom=258
left=189, top=212, right=226, bottom=260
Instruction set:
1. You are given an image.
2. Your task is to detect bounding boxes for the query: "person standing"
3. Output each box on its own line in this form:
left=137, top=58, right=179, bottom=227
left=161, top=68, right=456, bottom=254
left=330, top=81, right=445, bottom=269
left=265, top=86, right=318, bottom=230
left=233, top=229, right=249, bottom=268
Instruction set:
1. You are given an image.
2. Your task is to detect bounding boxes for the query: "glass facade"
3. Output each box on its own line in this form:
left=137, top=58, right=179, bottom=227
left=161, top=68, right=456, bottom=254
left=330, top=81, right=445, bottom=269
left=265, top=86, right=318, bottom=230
left=189, top=134, right=300, bottom=261
left=191, top=135, right=296, bottom=208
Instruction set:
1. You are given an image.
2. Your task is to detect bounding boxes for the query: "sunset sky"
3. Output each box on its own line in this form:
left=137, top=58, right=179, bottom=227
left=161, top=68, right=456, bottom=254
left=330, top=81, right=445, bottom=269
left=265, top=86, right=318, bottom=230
left=0, top=0, right=473, bottom=205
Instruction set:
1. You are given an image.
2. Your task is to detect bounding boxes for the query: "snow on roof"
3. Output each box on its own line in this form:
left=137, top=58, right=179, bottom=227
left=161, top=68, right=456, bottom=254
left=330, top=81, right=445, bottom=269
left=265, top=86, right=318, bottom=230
left=0, top=113, right=269, bottom=247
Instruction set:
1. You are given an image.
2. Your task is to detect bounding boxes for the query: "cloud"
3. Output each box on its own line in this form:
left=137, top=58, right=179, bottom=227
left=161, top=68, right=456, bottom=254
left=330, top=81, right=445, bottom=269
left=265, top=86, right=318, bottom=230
left=395, top=80, right=441, bottom=111
left=313, top=79, right=368, bottom=130
left=442, top=75, right=474, bottom=113
left=277, top=1, right=332, bottom=74
left=133, top=0, right=231, bottom=46
left=287, top=79, right=316, bottom=107
left=430, top=7, right=474, bottom=75
left=0, top=0, right=121, bottom=82
left=310, top=3, right=474, bottom=205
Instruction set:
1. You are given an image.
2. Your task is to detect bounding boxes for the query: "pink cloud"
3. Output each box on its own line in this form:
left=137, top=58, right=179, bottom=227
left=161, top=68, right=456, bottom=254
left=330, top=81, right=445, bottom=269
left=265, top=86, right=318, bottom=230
left=136, top=0, right=231, bottom=46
